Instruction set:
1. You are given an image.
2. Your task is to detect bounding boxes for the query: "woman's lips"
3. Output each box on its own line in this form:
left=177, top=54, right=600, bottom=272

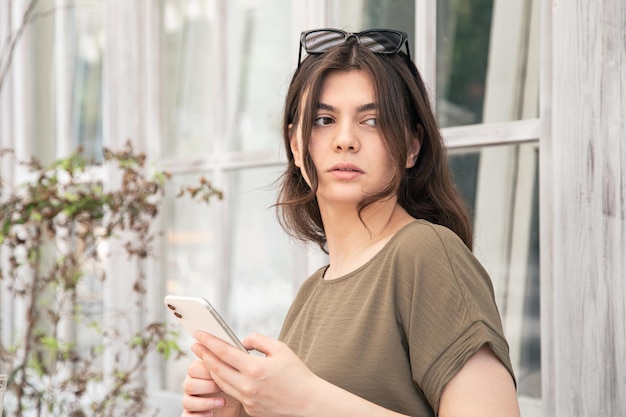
left=328, top=163, right=364, bottom=179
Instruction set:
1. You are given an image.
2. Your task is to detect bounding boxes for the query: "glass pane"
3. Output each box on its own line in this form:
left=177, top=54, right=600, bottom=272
left=160, top=0, right=293, bottom=157
left=162, top=166, right=303, bottom=389
left=163, top=173, right=220, bottom=297
left=449, top=151, right=480, bottom=222
left=70, top=4, right=104, bottom=161
left=225, top=0, right=293, bottom=152
left=449, top=144, right=541, bottom=401
left=28, top=1, right=55, bottom=163
left=437, top=0, right=540, bottom=127
left=30, top=1, right=104, bottom=163
left=329, top=0, right=415, bottom=42
left=518, top=164, right=540, bottom=399
left=161, top=0, right=215, bottom=157
left=22, top=0, right=102, bottom=164
left=162, top=172, right=221, bottom=389
left=227, top=166, right=301, bottom=338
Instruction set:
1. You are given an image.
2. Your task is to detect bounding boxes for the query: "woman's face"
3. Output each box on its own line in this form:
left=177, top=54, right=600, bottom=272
left=290, top=70, right=419, bottom=209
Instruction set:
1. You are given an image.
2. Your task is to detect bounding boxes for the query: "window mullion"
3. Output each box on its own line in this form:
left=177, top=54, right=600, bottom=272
left=415, top=0, right=437, bottom=99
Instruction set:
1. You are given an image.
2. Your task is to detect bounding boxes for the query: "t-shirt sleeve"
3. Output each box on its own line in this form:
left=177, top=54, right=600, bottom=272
left=397, top=223, right=515, bottom=414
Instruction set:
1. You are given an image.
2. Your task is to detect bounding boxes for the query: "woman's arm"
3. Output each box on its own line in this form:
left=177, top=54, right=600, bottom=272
left=192, top=332, right=520, bottom=417
left=438, top=345, right=521, bottom=417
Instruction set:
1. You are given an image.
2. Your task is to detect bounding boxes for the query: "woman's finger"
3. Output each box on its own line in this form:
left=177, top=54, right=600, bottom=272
left=192, top=332, right=261, bottom=401
left=182, top=374, right=221, bottom=396
left=181, top=392, right=225, bottom=412
left=193, top=332, right=251, bottom=372
left=241, top=332, right=282, bottom=356
left=188, top=358, right=213, bottom=379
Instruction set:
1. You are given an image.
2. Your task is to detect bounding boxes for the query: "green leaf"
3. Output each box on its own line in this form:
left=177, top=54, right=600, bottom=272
left=64, top=192, right=79, bottom=202
left=130, top=336, right=143, bottom=347
left=40, top=336, right=59, bottom=350
left=157, top=339, right=182, bottom=361
left=28, top=357, right=45, bottom=377
left=93, top=344, right=106, bottom=355
left=2, top=219, right=11, bottom=235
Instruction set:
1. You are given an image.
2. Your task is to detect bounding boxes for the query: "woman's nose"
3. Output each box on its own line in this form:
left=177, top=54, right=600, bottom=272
left=332, top=122, right=360, bottom=152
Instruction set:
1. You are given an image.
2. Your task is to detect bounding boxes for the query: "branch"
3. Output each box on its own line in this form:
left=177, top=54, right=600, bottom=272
left=0, top=0, right=40, bottom=93
left=0, top=1, right=74, bottom=94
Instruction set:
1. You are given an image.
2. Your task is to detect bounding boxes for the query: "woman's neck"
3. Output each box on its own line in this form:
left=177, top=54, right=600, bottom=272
left=320, top=200, right=414, bottom=280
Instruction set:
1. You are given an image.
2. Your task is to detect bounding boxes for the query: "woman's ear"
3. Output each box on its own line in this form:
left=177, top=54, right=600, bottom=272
left=289, top=123, right=303, bottom=168
left=405, top=125, right=423, bottom=169
left=289, top=123, right=313, bottom=187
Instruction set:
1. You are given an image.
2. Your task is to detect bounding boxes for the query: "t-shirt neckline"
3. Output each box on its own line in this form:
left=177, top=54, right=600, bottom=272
left=319, top=219, right=424, bottom=284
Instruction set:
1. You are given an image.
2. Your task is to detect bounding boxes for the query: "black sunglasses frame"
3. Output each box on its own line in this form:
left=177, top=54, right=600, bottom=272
left=297, top=28, right=411, bottom=68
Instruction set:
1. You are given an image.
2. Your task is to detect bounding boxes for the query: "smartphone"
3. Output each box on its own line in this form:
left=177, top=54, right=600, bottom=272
left=164, top=295, right=247, bottom=352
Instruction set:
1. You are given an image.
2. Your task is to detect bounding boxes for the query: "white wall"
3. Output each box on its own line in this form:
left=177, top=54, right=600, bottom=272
left=541, top=0, right=626, bottom=415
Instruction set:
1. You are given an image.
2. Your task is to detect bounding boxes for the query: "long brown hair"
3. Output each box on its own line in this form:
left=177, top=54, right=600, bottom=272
left=277, top=38, right=472, bottom=251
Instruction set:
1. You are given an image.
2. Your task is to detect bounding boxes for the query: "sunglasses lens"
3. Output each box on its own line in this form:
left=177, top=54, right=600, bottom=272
left=358, top=30, right=404, bottom=53
left=303, top=31, right=347, bottom=53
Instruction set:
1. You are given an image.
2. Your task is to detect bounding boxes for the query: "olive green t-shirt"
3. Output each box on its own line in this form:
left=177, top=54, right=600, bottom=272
left=279, top=220, right=514, bottom=416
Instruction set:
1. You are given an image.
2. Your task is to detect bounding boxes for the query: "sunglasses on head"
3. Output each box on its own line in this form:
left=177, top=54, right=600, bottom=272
left=298, top=28, right=411, bottom=68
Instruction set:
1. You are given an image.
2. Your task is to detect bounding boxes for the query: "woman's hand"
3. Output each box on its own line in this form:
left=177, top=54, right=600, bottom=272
left=181, top=359, right=243, bottom=417
left=191, top=331, right=322, bottom=417
left=191, top=332, right=409, bottom=417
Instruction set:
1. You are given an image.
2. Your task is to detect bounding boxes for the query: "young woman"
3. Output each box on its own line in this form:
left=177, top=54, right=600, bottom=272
left=181, top=29, right=521, bottom=417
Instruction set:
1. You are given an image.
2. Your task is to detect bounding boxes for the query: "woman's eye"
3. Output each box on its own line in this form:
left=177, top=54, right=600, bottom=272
left=313, top=116, right=334, bottom=126
left=363, top=117, right=378, bottom=127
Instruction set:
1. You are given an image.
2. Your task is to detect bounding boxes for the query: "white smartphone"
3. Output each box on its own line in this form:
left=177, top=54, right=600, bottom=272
left=164, top=295, right=247, bottom=352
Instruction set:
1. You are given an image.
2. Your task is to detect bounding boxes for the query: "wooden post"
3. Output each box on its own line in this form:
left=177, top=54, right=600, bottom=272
left=541, top=0, right=626, bottom=416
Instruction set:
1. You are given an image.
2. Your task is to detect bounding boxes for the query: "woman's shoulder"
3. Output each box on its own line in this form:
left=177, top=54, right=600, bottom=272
left=391, top=219, right=468, bottom=254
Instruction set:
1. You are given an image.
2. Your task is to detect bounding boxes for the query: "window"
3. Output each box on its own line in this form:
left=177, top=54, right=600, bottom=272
left=157, top=0, right=308, bottom=391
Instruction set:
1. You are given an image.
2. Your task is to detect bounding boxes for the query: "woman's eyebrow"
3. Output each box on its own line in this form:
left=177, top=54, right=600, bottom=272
left=317, top=102, right=335, bottom=112
left=357, top=103, right=377, bottom=112
left=317, top=102, right=378, bottom=112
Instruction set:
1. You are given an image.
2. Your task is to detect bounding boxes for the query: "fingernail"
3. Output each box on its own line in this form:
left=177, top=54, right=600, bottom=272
left=214, top=397, right=225, bottom=408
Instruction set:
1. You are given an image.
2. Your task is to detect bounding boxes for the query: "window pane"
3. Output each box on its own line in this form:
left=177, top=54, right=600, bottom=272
left=225, top=0, right=293, bottom=152
left=449, top=151, right=480, bottom=222
left=29, top=1, right=55, bottom=163
left=162, top=172, right=221, bottom=389
left=329, top=0, right=415, bottom=41
left=160, top=0, right=293, bottom=157
left=226, top=166, right=301, bottom=338
left=161, top=0, right=215, bottom=157
left=24, top=1, right=102, bottom=163
left=33, top=1, right=104, bottom=163
left=437, top=0, right=540, bottom=127
left=162, top=166, right=302, bottom=389
left=70, top=4, right=104, bottom=161
left=164, top=173, right=220, bottom=297
left=449, top=144, right=541, bottom=402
